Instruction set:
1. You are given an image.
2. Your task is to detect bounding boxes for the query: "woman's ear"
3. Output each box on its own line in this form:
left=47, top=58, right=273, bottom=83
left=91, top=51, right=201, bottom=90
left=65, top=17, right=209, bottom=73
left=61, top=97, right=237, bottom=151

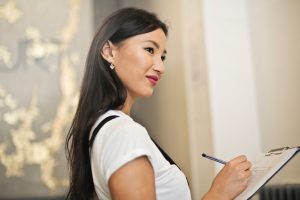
left=101, top=41, right=116, bottom=63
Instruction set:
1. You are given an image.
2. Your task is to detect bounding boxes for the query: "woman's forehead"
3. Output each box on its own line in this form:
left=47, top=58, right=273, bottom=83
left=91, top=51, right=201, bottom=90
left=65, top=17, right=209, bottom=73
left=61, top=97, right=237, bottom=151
left=119, top=29, right=167, bottom=50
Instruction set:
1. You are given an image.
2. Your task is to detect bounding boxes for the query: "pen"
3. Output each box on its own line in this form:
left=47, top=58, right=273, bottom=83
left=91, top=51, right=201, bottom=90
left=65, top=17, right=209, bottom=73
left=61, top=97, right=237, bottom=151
left=202, top=153, right=227, bottom=165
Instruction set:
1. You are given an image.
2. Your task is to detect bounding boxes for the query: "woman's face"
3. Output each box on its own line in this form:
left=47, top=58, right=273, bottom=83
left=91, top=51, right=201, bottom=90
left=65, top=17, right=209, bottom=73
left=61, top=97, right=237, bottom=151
left=112, top=28, right=167, bottom=99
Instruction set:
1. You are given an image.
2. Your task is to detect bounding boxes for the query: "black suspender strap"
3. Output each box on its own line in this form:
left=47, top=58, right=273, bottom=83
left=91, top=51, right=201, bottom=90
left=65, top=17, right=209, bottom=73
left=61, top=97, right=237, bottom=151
left=89, top=115, right=119, bottom=147
left=150, top=138, right=177, bottom=166
left=151, top=138, right=190, bottom=185
left=89, top=115, right=179, bottom=168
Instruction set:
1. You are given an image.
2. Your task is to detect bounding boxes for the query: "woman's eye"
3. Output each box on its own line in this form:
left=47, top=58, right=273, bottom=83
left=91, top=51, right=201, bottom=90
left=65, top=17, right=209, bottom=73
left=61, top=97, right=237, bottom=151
left=161, top=55, right=166, bottom=61
left=145, top=47, right=154, bottom=54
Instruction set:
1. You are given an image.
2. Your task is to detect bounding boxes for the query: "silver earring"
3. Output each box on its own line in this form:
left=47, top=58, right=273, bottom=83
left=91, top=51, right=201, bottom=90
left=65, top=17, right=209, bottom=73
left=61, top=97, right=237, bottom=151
left=110, top=63, right=115, bottom=70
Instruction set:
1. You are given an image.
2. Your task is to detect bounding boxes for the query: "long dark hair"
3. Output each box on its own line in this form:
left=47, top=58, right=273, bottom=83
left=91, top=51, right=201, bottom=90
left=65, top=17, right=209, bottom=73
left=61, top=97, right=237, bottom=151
left=65, top=7, right=168, bottom=200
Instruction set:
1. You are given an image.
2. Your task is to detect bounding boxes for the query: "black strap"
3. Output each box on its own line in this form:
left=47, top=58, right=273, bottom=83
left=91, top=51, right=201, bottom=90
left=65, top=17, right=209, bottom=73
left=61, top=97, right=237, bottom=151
left=150, top=139, right=177, bottom=167
left=89, top=115, right=119, bottom=147
left=89, top=115, right=180, bottom=169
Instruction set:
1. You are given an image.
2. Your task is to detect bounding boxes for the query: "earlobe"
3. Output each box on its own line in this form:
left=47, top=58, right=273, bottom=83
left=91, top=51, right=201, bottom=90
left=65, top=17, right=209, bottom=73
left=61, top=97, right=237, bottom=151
left=101, top=40, right=115, bottom=63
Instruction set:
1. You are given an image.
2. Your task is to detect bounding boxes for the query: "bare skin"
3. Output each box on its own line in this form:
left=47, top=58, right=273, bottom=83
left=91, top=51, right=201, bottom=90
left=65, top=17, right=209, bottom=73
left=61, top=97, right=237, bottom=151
left=108, top=157, right=156, bottom=200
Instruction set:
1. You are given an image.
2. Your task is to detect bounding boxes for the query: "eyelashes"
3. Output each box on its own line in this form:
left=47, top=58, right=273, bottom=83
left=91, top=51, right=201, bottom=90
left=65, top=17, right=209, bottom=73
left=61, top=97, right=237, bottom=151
left=144, top=47, right=166, bottom=61
left=144, top=47, right=154, bottom=54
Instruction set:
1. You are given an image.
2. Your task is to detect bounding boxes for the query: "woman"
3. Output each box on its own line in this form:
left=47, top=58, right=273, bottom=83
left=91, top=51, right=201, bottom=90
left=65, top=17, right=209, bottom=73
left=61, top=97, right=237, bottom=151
left=65, top=7, right=251, bottom=200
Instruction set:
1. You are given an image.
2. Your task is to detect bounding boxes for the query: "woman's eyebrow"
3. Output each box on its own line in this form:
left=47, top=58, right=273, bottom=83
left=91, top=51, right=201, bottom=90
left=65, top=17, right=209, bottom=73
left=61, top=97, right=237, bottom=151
left=144, top=40, right=167, bottom=54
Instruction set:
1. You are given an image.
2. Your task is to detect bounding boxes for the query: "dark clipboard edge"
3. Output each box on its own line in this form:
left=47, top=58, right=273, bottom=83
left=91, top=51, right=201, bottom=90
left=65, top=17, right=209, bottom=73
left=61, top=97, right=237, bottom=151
left=247, top=148, right=300, bottom=200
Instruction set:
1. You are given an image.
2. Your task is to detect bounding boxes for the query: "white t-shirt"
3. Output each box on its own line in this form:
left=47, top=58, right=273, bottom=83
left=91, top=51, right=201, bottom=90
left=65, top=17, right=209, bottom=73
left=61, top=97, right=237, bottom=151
left=90, top=110, right=191, bottom=200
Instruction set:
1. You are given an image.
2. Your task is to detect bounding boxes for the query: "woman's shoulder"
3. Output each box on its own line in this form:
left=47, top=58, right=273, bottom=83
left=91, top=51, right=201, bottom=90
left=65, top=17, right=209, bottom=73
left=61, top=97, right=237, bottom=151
left=92, top=110, right=147, bottom=137
left=91, top=110, right=152, bottom=156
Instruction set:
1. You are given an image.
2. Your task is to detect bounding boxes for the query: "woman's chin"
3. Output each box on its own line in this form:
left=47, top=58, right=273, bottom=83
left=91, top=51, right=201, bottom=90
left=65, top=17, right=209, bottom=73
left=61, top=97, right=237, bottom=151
left=140, top=89, right=154, bottom=98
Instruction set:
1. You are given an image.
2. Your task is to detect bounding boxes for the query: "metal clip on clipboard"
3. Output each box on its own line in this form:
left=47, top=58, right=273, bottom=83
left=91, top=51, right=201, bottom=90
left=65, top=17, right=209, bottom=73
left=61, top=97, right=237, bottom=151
left=265, top=146, right=300, bottom=156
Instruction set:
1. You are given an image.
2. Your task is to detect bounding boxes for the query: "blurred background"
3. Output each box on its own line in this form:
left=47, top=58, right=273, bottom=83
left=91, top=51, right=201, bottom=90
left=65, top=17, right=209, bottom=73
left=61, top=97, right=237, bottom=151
left=0, top=0, right=299, bottom=199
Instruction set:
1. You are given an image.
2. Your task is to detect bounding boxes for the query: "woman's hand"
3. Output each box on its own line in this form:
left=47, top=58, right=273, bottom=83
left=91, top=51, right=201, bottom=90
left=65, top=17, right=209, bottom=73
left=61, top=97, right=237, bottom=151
left=203, top=155, right=252, bottom=200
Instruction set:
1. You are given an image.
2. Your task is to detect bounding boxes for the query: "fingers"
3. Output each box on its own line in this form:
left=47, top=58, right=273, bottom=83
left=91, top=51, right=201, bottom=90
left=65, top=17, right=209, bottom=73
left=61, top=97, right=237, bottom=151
left=235, top=159, right=251, bottom=171
left=244, top=168, right=252, bottom=179
left=226, top=155, right=252, bottom=181
left=229, top=155, right=247, bottom=164
left=209, top=155, right=252, bottom=199
left=228, top=155, right=251, bottom=170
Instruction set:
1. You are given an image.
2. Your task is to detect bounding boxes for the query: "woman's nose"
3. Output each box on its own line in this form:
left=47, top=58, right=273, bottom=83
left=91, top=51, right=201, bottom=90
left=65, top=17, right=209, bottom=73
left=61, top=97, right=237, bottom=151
left=153, top=59, right=165, bottom=74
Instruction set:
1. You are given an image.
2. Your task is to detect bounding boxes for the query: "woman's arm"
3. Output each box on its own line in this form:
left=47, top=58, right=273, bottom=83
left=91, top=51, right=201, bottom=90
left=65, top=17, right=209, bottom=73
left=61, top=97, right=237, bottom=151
left=108, top=156, right=156, bottom=200
left=202, top=155, right=252, bottom=200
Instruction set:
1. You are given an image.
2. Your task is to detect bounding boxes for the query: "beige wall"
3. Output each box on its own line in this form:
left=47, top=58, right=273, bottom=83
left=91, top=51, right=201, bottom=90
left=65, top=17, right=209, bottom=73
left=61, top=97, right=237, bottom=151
left=180, top=0, right=215, bottom=198
left=248, top=0, right=300, bottom=183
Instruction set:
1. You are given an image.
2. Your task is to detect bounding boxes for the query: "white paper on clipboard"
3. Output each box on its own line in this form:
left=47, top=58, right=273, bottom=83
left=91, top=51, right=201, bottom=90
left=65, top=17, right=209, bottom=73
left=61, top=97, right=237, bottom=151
left=235, top=147, right=299, bottom=200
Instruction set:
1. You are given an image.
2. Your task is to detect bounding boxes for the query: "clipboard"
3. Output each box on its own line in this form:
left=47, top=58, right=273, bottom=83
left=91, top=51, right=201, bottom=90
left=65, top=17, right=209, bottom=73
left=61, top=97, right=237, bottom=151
left=235, top=146, right=300, bottom=200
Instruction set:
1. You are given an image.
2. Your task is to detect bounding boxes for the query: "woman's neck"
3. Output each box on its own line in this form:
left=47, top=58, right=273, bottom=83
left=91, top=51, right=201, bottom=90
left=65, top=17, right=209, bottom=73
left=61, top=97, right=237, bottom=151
left=121, top=105, right=131, bottom=115
left=121, top=94, right=135, bottom=115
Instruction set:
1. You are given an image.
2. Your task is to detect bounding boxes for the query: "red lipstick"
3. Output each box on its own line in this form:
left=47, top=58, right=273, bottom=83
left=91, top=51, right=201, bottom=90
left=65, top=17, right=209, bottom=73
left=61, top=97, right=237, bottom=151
left=146, top=75, right=159, bottom=86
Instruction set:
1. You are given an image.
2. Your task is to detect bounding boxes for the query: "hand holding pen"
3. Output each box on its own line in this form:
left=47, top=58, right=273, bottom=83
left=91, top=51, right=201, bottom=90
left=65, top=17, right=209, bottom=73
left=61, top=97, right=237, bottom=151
left=202, top=153, right=252, bottom=200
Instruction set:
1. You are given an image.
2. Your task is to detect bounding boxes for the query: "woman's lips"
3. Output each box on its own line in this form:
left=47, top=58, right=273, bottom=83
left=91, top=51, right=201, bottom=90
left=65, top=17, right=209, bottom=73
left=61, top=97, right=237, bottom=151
left=146, top=75, right=159, bottom=86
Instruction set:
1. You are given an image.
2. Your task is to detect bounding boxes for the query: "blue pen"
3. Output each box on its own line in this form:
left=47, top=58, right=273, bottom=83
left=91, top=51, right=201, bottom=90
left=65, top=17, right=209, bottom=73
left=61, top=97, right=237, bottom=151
left=202, top=153, right=227, bottom=165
